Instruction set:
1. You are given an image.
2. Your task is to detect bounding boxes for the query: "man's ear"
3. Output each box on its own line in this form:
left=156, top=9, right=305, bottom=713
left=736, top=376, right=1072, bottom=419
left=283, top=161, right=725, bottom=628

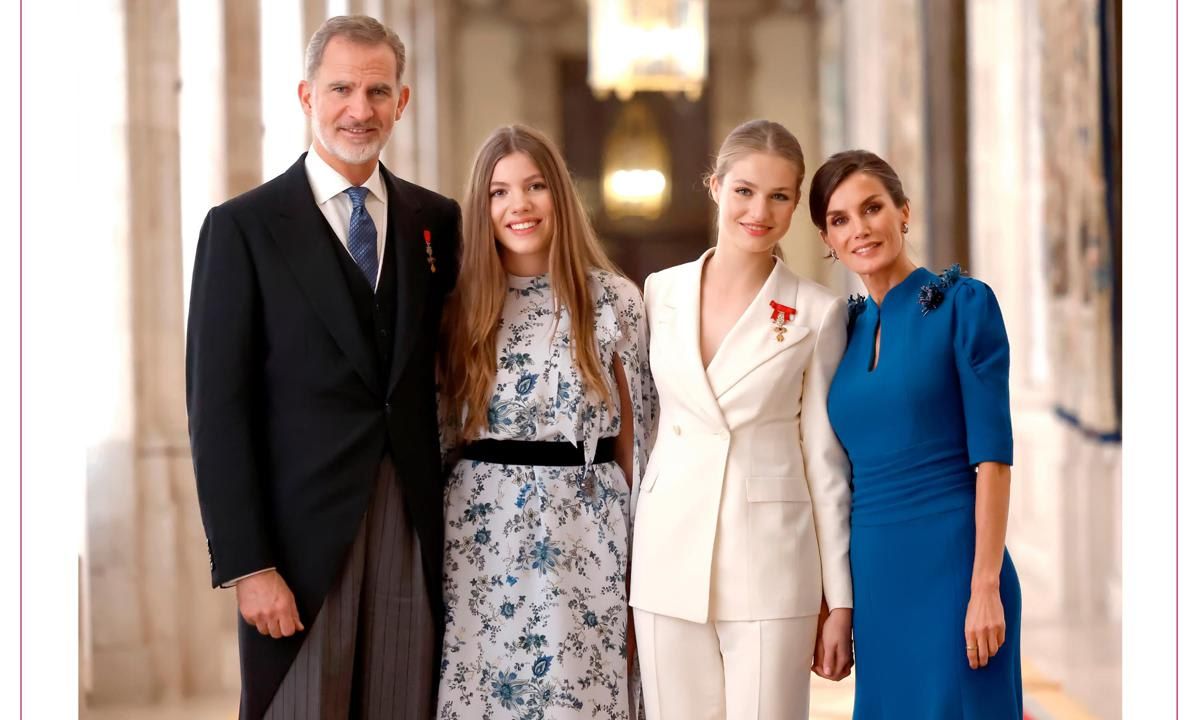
left=394, top=85, right=411, bottom=121
left=298, top=80, right=313, bottom=116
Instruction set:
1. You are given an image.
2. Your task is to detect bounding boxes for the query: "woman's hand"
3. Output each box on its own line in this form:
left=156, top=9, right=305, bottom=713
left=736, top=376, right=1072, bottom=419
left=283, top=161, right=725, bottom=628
left=812, top=605, right=853, bottom=681
left=963, top=582, right=1005, bottom=669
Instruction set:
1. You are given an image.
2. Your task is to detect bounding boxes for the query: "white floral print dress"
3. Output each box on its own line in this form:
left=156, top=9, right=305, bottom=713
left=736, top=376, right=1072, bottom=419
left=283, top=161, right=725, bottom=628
left=437, top=269, right=657, bottom=720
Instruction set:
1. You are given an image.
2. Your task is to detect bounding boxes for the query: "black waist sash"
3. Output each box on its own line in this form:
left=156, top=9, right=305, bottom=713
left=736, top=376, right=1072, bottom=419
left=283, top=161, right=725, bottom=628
left=461, top=437, right=617, bottom=466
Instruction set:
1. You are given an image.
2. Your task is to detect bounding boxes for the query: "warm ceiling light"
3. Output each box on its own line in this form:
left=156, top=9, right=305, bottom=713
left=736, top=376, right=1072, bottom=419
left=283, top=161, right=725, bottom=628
left=588, top=0, right=708, bottom=101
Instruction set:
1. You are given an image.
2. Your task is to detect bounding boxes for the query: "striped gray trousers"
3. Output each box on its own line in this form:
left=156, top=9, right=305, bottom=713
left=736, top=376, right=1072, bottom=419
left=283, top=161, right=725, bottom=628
left=264, top=458, right=436, bottom=719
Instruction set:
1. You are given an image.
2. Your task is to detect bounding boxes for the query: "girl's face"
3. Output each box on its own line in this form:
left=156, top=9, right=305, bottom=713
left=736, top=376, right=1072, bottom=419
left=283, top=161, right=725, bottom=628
left=711, top=152, right=800, bottom=254
left=489, top=151, right=555, bottom=275
left=820, top=171, right=910, bottom=277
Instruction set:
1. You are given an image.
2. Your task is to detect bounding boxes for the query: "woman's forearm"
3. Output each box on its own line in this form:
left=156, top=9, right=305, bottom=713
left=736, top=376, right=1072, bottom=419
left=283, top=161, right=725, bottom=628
left=971, top=462, right=1011, bottom=590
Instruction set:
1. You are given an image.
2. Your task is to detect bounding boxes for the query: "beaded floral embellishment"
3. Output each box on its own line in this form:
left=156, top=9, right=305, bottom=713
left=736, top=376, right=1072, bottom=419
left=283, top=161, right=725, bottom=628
left=846, top=294, right=867, bottom=332
left=917, top=264, right=963, bottom=315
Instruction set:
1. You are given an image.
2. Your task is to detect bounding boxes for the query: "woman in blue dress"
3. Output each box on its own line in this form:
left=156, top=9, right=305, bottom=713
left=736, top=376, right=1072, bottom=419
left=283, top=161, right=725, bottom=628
left=808, top=150, right=1022, bottom=719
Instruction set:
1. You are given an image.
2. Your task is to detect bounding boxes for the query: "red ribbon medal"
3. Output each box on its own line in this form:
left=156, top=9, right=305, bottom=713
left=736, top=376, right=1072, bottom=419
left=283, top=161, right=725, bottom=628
left=768, top=300, right=796, bottom=342
left=423, top=229, right=436, bottom=273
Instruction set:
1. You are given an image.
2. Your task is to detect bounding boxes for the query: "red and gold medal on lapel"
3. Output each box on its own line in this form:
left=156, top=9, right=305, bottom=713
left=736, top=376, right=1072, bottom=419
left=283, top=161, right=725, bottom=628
left=768, top=300, right=796, bottom=342
left=423, top=229, right=436, bottom=273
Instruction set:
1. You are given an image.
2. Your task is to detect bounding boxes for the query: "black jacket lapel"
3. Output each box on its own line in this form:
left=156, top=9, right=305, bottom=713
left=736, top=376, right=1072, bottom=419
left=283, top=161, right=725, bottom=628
left=382, top=167, right=429, bottom=395
left=271, top=156, right=382, bottom=393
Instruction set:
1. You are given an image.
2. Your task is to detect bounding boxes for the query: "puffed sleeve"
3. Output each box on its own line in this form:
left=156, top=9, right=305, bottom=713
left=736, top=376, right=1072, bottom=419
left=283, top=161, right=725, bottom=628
left=595, top=273, right=659, bottom=528
left=951, top=279, right=1014, bottom=466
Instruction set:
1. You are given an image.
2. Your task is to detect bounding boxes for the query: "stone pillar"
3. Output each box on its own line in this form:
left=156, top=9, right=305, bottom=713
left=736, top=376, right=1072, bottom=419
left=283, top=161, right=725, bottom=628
left=303, top=0, right=328, bottom=148
left=817, top=0, right=928, bottom=287
left=453, top=6, right=521, bottom=197
left=748, top=3, right=825, bottom=282
left=99, top=0, right=188, bottom=703
left=224, top=1, right=263, bottom=196
left=921, top=0, right=970, bottom=271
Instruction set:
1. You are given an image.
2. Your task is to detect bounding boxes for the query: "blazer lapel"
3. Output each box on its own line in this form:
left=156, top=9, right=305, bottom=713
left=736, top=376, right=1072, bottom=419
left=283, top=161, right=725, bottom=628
left=271, top=155, right=380, bottom=393
left=665, top=252, right=729, bottom=428
left=382, top=168, right=429, bottom=395
left=706, top=261, right=811, bottom=399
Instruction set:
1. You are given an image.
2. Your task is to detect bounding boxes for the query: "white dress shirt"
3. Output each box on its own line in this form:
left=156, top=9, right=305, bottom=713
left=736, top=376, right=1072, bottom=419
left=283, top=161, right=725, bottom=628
left=303, top=145, right=389, bottom=289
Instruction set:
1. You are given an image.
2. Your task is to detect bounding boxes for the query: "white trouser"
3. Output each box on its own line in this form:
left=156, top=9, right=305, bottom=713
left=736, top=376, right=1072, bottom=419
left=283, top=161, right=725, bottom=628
left=633, top=608, right=819, bottom=720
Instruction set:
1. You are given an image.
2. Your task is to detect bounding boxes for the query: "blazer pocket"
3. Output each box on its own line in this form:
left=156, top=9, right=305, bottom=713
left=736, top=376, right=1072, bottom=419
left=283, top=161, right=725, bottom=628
left=745, top=475, right=811, bottom=502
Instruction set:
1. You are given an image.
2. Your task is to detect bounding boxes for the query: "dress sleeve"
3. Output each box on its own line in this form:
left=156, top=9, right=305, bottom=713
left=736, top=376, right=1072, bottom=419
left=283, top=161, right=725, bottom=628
left=951, top=279, right=1014, bottom=466
left=603, top=275, right=660, bottom=527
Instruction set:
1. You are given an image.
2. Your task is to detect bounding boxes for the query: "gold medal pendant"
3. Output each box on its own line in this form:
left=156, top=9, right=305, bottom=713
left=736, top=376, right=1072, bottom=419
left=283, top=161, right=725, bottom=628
left=768, top=300, right=796, bottom=343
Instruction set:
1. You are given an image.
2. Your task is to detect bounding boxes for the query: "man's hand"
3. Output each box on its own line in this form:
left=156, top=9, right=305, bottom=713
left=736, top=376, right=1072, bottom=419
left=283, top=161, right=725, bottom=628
left=235, top=570, right=305, bottom=638
left=812, top=606, right=853, bottom=681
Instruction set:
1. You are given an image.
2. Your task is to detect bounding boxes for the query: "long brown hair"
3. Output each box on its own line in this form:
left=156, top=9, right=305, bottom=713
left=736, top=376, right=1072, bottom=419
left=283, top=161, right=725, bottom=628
left=441, top=125, right=619, bottom=441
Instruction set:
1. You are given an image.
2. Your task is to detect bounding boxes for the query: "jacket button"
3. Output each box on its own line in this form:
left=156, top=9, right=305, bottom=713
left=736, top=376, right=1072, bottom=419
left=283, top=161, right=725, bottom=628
left=384, top=402, right=392, bottom=415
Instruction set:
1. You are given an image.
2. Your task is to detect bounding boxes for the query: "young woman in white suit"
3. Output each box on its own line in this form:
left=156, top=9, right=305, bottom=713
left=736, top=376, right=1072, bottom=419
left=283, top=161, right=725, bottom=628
left=629, top=120, right=854, bottom=720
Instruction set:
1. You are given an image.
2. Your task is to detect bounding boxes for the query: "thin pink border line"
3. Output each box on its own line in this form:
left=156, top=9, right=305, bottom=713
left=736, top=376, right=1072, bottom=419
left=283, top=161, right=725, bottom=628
left=1176, top=0, right=1181, bottom=717
left=18, top=0, right=23, bottom=712
left=17, top=0, right=22, bottom=715
left=18, top=0, right=23, bottom=715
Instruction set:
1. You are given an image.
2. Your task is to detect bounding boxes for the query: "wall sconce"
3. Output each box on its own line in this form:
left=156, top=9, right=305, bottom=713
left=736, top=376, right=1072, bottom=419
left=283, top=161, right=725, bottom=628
left=602, top=100, right=670, bottom=219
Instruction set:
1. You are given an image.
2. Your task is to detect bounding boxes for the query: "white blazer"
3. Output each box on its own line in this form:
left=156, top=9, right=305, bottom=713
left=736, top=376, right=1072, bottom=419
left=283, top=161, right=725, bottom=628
left=629, top=249, right=852, bottom=624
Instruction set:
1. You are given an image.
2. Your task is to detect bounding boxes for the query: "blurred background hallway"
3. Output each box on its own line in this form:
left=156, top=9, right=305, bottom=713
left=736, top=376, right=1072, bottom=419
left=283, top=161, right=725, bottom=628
left=67, top=0, right=1121, bottom=717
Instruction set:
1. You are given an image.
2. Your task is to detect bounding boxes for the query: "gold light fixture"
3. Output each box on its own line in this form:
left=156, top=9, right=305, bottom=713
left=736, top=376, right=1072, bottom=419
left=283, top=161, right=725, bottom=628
left=602, top=100, right=670, bottom=219
left=588, top=0, right=708, bottom=101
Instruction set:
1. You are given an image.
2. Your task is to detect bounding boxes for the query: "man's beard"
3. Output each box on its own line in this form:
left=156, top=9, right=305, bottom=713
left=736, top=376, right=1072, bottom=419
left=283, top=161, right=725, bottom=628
left=312, top=117, right=389, bottom=166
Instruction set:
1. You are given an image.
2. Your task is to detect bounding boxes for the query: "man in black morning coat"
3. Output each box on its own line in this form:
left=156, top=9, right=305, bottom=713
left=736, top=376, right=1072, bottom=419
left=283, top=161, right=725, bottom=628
left=185, top=15, right=460, bottom=719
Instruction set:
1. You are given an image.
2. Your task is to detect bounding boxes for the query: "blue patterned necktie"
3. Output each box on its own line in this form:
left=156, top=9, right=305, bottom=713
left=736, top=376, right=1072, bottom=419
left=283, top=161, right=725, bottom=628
left=343, top=186, right=378, bottom=287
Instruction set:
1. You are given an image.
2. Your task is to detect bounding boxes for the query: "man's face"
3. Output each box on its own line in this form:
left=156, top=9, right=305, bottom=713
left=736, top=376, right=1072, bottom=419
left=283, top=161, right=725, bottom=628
left=299, top=36, right=409, bottom=175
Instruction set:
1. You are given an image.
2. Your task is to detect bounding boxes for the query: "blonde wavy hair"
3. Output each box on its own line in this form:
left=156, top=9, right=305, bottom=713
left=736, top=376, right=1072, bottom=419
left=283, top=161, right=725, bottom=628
left=441, top=124, right=620, bottom=442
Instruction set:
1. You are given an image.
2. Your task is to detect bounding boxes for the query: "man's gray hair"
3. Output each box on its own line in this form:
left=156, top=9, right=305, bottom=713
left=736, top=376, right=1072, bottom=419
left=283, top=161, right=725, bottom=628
left=305, top=15, right=407, bottom=83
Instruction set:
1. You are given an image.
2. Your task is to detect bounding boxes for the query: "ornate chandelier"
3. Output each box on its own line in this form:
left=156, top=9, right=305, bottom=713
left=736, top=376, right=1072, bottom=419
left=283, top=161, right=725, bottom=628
left=587, top=0, right=708, bottom=101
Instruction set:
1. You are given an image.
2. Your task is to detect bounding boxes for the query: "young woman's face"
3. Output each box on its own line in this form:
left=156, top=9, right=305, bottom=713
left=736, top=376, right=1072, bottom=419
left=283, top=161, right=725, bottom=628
left=711, top=152, right=800, bottom=254
left=489, top=151, right=555, bottom=275
left=820, top=171, right=910, bottom=276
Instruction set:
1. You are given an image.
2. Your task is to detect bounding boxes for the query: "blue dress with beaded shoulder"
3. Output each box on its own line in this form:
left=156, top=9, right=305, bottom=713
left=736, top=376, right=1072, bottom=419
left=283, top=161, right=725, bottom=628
left=827, top=266, right=1022, bottom=719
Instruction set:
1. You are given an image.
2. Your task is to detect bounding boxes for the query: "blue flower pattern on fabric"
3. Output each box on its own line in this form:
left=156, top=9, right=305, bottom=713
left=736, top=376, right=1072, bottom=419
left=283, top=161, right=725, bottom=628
left=437, top=270, right=657, bottom=720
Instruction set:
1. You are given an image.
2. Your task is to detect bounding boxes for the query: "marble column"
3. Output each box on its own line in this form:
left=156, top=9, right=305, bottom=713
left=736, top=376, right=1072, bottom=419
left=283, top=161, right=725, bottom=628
left=747, top=3, right=825, bottom=283
left=224, top=1, right=263, bottom=196
left=92, top=0, right=190, bottom=704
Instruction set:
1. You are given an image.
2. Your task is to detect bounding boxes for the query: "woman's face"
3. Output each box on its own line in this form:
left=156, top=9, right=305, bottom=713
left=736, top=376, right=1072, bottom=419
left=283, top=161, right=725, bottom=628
left=820, top=171, right=910, bottom=276
left=489, top=151, right=555, bottom=275
left=711, top=152, right=800, bottom=255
